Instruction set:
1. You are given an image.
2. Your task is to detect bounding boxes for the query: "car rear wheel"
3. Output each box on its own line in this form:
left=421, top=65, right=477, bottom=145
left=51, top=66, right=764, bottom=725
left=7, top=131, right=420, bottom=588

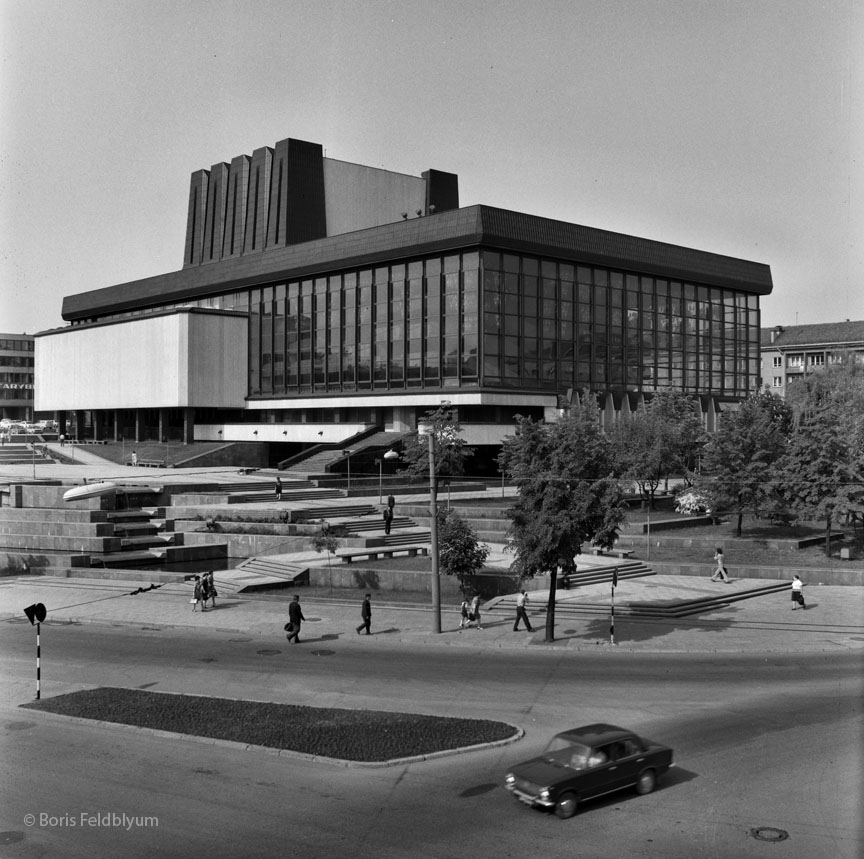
left=554, top=792, right=579, bottom=819
left=636, top=769, right=656, bottom=795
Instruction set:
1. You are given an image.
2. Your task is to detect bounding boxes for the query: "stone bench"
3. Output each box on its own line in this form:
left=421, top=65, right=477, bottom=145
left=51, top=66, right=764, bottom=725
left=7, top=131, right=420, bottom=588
left=128, top=459, right=166, bottom=468
left=586, top=547, right=634, bottom=559
left=337, top=546, right=430, bottom=564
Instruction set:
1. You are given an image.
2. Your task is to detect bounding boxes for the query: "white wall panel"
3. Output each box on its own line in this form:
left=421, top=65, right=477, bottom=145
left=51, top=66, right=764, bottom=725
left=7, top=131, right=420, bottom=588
left=35, top=311, right=247, bottom=411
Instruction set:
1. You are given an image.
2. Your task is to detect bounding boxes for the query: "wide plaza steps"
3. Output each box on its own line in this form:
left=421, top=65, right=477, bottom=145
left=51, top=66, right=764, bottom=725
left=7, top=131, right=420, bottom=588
left=327, top=515, right=415, bottom=534
left=622, top=579, right=791, bottom=618
left=219, top=557, right=310, bottom=593
left=291, top=503, right=379, bottom=522
left=560, top=561, right=655, bottom=589
left=0, top=444, right=53, bottom=465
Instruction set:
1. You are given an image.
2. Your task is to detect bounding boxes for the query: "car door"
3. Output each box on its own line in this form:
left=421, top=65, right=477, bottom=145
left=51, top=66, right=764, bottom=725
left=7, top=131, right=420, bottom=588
left=607, top=737, right=645, bottom=789
left=579, top=743, right=618, bottom=799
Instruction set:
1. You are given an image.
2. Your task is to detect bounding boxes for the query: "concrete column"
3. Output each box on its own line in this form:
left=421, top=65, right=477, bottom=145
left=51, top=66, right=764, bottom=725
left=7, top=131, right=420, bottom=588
left=183, top=408, right=194, bottom=443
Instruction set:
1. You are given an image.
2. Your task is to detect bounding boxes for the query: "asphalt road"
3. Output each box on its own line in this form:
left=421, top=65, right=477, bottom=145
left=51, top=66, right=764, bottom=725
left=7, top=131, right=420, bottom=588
left=1, top=622, right=861, bottom=859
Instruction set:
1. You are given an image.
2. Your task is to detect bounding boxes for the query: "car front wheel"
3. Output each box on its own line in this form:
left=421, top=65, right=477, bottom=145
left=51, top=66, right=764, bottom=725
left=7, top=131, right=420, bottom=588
left=636, top=769, right=656, bottom=795
left=554, top=792, right=579, bottom=819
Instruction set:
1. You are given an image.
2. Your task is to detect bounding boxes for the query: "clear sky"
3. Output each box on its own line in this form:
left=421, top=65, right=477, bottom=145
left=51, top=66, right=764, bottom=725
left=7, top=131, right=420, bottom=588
left=1, top=0, right=861, bottom=335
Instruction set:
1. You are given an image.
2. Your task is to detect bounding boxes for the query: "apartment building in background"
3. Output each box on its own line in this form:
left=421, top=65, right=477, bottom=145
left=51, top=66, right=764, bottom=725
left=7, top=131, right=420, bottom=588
left=761, top=320, right=864, bottom=396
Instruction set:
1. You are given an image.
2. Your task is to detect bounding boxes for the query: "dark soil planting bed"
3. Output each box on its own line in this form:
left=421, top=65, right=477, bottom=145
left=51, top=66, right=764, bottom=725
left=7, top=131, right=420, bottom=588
left=22, top=687, right=519, bottom=762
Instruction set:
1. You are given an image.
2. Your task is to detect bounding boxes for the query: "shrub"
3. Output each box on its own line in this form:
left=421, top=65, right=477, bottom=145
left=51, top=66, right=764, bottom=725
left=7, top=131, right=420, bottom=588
left=675, top=490, right=712, bottom=516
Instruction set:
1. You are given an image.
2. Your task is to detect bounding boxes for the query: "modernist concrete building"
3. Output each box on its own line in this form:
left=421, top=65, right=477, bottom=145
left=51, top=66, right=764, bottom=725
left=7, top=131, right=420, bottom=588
left=35, top=136, right=772, bottom=466
left=0, top=333, right=35, bottom=422
left=761, top=320, right=864, bottom=397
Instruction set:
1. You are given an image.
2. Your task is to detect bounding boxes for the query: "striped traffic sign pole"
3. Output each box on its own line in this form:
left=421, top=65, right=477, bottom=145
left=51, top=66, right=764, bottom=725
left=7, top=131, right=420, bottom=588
left=36, top=623, right=41, bottom=699
left=24, top=603, right=46, bottom=699
left=610, top=568, right=618, bottom=645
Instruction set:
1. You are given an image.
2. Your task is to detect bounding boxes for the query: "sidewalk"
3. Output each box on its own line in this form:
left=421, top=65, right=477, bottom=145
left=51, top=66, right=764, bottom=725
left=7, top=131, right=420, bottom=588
left=2, top=572, right=862, bottom=654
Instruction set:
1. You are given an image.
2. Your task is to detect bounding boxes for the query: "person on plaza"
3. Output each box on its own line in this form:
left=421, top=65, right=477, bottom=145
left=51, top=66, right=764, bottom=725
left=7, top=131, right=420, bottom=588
left=791, top=575, right=806, bottom=610
left=383, top=506, right=393, bottom=535
left=513, top=589, right=533, bottom=631
left=192, top=575, right=205, bottom=612
left=469, top=594, right=483, bottom=629
left=59, top=433, right=65, bottom=447
left=275, top=476, right=282, bottom=501
left=459, top=597, right=470, bottom=629
left=199, top=573, right=211, bottom=610
left=206, top=571, right=218, bottom=608
left=387, top=494, right=395, bottom=516
left=356, top=593, right=372, bottom=635
left=285, top=595, right=305, bottom=643
left=131, top=450, right=138, bottom=467
left=710, top=547, right=729, bottom=582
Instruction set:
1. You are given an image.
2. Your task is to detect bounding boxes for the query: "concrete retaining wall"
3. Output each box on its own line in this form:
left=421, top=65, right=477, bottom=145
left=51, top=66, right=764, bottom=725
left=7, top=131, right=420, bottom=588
left=645, top=561, right=863, bottom=586
left=305, top=566, right=516, bottom=598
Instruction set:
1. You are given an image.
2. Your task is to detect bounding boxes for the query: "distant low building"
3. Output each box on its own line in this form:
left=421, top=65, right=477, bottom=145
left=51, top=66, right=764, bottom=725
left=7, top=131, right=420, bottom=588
left=0, top=333, right=35, bottom=422
left=761, top=320, right=864, bottom=396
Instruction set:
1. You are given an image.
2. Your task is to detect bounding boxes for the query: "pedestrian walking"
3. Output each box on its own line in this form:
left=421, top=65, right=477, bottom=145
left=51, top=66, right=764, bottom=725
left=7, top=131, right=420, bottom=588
left=59, top=433, right=65, bottom=447
left=206, top=571, right=218, bottom=608
left=275, top=476, right=282, bottom=501
left=710, top=547, right=729, bottom=582
left=131, top=450, right=138, bottom=467
left=459, top=597, right=470, bottom=629
left=284, top=595, right=305, bottom=643
left=469, top=594, right=483, bottom=629
left=356, top=593, right=372, bottom=635
left=387, top=494, right=395, bottom=516
left=791, top=575, right=806, bottom=610
left=199, top=573, right=211, bottom=609
left=191, top=575, right=204, bottom=612
left=513, top=589, right=533, bottom=631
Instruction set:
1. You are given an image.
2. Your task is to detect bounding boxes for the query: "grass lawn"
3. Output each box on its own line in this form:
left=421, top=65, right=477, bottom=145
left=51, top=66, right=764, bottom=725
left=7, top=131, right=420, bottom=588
left=22, top=687, right=519, bottom=762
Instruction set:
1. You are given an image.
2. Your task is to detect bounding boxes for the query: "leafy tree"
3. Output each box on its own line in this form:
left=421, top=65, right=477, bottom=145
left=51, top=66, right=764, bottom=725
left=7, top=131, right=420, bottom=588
left=311, top=523, right=347, bottom=595
left=499, top=398, right=627, bottom=642
left=644, top=390, right=706, bottom=489
left=696, top=390, right=792, bottom=536
left=399, top=404, right=474, bottom=493
left=437, top=509, right=490, bottom=596
left=610, top=391, right=704, bottom=508
left=780, top=357, right=864, bottom=553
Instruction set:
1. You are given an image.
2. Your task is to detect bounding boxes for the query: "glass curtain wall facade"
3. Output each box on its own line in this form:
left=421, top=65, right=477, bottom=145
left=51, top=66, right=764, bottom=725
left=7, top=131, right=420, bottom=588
left=84, top=248, right=760, bottom=400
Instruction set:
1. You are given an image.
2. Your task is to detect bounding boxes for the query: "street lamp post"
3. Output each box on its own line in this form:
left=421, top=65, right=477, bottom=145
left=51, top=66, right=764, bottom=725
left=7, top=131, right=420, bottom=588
left=418, top=424, right=441, bottom=633
left=379, top=449, right=399, bottom=502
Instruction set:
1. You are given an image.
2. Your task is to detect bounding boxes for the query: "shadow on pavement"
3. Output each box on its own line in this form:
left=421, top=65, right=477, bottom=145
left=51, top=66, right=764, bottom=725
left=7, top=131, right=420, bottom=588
left=574, top=611, right=738, bottom=644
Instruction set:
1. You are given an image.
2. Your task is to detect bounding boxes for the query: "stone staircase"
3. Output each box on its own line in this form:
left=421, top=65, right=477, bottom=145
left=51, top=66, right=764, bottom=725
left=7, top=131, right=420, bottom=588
left=221, top=557, right=311, bottom=592
left=280, top=430, right=411, bottom=477
left=622, top=579, right=791, bottom=618
left=171, top=478, right=346, bottom=505
left=559, top=560, right=655, bottom=589
left=0, top=483, right=229, bottom=577
left=0, top=443, right=53, bottom=466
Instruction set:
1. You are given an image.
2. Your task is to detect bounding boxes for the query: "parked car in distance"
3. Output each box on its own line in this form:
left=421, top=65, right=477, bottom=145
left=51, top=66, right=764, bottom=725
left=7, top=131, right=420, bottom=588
left=504, top=724, right=674, bottom=819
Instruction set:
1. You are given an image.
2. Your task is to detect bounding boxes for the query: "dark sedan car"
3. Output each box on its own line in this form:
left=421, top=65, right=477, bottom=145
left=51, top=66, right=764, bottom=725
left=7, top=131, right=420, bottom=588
left=504, top=724, right=674, bottom=819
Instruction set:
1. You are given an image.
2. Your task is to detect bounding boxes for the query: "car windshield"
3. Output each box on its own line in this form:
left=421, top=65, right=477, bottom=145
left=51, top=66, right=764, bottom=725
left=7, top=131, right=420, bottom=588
left=542, top=738, right=592, bottom=770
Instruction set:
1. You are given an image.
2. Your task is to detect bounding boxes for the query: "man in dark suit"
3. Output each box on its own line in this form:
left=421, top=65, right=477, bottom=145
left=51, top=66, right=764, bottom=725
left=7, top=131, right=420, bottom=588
left=356, top=594, right=372, bottom=635
left=285, top=595, right=305, bottom=643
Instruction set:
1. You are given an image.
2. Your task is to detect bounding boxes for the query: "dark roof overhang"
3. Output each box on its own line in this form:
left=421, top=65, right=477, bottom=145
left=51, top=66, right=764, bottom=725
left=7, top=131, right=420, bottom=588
left=62, top=205, right=773, bottom=321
